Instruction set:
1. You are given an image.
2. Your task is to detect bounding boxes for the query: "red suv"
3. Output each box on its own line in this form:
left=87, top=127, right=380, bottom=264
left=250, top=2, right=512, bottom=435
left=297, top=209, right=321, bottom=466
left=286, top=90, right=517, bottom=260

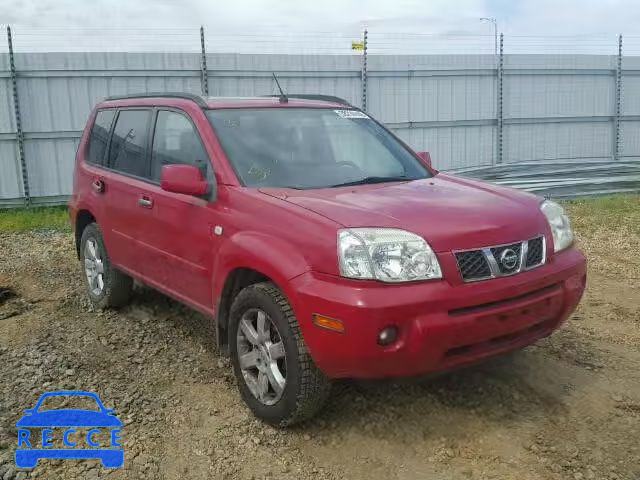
left=69, top=93, right=586, bottom=426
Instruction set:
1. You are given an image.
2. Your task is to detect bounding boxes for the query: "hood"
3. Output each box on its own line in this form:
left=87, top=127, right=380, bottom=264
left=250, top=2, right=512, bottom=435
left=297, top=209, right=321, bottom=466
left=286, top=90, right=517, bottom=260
left=260, top=174, right=549, bottom=252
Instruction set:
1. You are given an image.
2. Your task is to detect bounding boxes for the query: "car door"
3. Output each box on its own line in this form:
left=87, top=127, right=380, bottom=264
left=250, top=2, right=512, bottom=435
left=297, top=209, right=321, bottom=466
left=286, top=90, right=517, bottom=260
left=81, top=108, right=116, bottom=238
left=134, top=108, right=219, bottom=312
left=99, top=108, right=153, bottom=277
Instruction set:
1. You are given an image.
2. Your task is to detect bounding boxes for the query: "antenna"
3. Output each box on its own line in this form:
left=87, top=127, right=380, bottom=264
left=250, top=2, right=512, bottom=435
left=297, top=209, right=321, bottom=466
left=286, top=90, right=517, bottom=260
left=272, top=73, right=288, bottom=103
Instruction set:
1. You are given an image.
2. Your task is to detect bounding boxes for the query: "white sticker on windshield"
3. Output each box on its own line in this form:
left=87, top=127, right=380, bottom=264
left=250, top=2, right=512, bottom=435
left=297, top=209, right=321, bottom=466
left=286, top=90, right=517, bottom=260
left=334, top=109, right=369, bottom=119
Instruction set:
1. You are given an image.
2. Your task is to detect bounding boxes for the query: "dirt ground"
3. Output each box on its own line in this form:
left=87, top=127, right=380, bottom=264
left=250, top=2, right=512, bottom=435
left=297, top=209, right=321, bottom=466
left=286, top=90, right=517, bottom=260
left=0, top=197, right=638, bottom=480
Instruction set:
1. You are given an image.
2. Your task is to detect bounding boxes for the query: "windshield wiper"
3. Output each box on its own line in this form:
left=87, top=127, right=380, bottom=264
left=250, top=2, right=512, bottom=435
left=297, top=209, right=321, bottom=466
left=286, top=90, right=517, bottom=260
left=330, top=176, right=410, bottom=188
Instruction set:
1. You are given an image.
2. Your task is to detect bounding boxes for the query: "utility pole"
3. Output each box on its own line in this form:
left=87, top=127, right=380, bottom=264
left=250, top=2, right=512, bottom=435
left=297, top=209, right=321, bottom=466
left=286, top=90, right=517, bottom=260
left=496, top=33, right=504, bottom=164
left=361, top=28, right=368, bottom=112
left=199, top=26, right=209, bottom=96
left=7, top=26, right=29, bottom=206
left=614, top=34, right=623, bottom=162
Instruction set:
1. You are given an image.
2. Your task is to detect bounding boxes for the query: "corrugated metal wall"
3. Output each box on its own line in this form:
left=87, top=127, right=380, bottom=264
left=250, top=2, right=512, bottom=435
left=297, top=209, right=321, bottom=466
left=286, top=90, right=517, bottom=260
left=11, top=52, right=203, bottom=205
left=621, top=56, right=640, bottom=162
left=1, top=52, right=638, bottom=206
left=502, top=55, right=615, bottom=164
left=368, top=55, right=498, bottom=171
left=0, top=53, right=23, bottom=205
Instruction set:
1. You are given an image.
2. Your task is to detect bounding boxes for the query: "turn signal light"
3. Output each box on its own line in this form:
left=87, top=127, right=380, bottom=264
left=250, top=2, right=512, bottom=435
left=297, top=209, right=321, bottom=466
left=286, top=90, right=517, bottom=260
left=312, top=314, right=345, bottom=333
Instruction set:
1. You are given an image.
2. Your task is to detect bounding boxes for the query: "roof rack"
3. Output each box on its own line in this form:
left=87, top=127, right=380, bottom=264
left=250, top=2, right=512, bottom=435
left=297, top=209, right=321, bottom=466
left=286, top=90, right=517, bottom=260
left=263, top=94, right=352, bottom=107
left=104, top=92, right=208, bottom=108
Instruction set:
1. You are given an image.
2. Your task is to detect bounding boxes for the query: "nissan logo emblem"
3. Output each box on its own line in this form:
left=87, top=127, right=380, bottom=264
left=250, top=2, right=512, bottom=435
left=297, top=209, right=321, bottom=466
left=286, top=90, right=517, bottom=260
left=499, top=248, right=519, bottom=270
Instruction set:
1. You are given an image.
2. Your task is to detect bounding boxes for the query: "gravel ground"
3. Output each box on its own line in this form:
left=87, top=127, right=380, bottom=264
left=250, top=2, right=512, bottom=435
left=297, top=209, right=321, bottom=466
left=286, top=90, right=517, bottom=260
left=0, top=198, right=639, bottom=480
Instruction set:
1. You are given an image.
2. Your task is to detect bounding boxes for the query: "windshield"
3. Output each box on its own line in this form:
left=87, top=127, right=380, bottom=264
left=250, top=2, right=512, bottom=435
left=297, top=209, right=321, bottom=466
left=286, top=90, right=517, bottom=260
left=207, top=108, right=430, bottom=189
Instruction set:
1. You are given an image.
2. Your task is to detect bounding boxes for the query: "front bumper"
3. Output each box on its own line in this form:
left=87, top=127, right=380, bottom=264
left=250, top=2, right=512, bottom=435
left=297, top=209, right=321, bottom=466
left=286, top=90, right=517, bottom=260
left=289, top=247, right=586, bottom=379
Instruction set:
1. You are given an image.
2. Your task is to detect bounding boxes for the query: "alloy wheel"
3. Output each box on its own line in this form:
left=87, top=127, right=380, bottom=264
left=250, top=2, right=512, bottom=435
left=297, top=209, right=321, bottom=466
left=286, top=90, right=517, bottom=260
left=84, top=238, right=105, bottom=296
left=236, top=308, right=287, bottom=405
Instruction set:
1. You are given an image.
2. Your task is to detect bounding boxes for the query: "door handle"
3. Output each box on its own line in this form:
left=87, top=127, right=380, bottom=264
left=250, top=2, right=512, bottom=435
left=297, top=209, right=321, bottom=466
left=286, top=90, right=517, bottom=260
left=138, top=196, right=153, bottom=208
left=92, top=179, right=105, bottom=193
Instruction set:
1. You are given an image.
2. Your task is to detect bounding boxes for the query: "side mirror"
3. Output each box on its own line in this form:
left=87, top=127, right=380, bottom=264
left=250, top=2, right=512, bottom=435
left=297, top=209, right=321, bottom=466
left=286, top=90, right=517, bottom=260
left=24, top=409, right=34, bottom=414
left=160, top=164, right=209, bottom=197
left=416, top=151, right=433, bottom=169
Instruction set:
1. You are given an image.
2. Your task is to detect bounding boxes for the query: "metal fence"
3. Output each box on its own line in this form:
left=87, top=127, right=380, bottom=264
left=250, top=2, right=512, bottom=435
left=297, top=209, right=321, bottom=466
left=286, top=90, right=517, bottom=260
left=1, top=26, right=639, bottom=207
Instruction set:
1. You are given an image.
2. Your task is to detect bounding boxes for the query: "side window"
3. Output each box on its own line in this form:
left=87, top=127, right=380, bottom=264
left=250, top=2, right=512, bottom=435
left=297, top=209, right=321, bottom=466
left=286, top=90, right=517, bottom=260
left=151, top=110, right=209, bottom=182
left=108, top=109, right=152, bottom=178
left=87, top=109, right=115, bottom=166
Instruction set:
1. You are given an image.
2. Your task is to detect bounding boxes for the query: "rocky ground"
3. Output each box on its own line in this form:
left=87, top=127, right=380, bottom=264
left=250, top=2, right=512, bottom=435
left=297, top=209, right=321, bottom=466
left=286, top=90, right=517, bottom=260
left=0, top=196, right=638, bottom=480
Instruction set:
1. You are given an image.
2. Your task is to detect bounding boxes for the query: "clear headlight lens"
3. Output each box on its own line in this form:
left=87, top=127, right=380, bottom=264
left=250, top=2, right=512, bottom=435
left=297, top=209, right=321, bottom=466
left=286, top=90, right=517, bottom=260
left=338, top=228, right=442, bottom=282
left=541, top=200, right=574, bottom=252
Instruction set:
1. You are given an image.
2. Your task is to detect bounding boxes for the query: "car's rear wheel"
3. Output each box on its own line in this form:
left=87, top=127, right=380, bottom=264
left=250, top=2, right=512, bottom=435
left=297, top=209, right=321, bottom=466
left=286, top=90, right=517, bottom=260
left=80, top=223, right=133, bottom=309
left=229, top=282, right=331, bottom=426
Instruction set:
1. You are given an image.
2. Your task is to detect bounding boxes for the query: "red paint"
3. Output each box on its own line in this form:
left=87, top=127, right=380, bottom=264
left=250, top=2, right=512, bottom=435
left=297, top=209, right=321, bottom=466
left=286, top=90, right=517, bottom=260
left=160, top=164, right=209, bottom=196
left=416, top=151, right=433, bottom=169
left=70, top=95, right=587, bottom=380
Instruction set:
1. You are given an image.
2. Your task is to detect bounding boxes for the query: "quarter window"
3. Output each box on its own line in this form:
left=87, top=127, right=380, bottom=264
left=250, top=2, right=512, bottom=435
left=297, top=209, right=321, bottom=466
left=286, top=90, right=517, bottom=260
left=87, top=109, right=115, bottom=166
left=108, top=110, right=152, bottom=178
left=151, top=110, right=209, bottom=182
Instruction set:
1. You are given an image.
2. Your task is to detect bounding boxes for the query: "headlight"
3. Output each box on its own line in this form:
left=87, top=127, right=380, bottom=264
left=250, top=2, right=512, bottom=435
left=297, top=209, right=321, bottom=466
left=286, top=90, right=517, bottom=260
left=540, top=200, right=574, bottom=252
left=338, top=228, right=442, bottom=282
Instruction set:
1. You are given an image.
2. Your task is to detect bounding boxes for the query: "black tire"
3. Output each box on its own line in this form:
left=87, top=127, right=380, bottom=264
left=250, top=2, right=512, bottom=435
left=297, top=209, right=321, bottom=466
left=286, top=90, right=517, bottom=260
left=229, top=281, right=331, bottom=426
left=79, top=223, right=133, bottom=309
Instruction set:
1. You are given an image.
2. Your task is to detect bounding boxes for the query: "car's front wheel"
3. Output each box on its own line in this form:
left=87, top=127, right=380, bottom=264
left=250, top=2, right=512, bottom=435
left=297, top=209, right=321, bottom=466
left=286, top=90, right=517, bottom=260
left=229, top=282, right=331, bottom=426
left=79, top=223, right=133, bottom=309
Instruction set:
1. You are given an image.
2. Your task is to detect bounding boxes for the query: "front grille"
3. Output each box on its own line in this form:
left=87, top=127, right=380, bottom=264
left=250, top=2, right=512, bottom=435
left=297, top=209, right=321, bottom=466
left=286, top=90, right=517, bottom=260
left=525, top=236, right=544, bottom=268
left=490, top=242, right=522, bottom=274
left=455, top=250, right=491, bottom=280
left=454, top=236, right=545, bottom=282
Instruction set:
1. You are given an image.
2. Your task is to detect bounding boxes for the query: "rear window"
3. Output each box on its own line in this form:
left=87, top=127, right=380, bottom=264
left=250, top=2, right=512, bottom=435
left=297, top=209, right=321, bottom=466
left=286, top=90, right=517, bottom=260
left=108, top=109, right=152, bottom=178
left=87, top=109, right=116, bottom=166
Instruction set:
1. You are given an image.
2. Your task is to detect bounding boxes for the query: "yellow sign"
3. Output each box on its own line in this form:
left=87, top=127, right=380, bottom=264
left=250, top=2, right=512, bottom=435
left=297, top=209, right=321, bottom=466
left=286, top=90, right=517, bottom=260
left=351, top=41, right=364, bottom=51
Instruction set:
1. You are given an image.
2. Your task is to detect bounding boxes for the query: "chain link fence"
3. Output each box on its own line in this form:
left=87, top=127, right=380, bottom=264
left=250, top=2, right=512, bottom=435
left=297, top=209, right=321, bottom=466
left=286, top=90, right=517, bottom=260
left=1, top=26, right=639, bottom=206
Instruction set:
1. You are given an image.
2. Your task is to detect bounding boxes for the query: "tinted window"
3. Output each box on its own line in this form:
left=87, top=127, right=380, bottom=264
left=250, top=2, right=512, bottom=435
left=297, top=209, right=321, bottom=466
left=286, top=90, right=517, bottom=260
left=151, top=111, right=209, bottom=182
left=108, top=110, right=151, bottom=178
left=207, top=108, right=429, bottom=189
left=87, top=109, right=115, bottom=165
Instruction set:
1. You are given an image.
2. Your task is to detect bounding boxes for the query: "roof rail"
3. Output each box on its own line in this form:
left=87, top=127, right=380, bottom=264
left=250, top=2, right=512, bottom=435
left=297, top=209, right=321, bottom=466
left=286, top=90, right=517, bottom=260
left=263, top=94, right=352, bottom=107
left=104, top=92, right=208, bottom=108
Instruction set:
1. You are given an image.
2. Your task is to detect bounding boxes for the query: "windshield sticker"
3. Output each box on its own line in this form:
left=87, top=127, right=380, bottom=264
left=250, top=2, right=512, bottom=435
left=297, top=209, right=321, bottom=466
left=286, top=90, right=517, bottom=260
left=334, top=110, right=369, bottom=119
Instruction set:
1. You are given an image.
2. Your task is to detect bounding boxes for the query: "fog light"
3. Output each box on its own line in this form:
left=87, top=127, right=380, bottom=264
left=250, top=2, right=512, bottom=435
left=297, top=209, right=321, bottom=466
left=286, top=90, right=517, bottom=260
left=378, top=326, right=398, bottom=346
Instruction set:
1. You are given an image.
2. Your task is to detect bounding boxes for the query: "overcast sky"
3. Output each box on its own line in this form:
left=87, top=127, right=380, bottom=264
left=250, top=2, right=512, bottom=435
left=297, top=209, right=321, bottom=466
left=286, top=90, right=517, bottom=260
left=2, top=0, right=639, bottom=54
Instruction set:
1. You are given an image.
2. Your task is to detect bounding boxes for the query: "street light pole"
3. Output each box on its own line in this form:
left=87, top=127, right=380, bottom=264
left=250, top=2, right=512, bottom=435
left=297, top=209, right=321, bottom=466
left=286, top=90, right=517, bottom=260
left=480, top=17, right=498, bottom=55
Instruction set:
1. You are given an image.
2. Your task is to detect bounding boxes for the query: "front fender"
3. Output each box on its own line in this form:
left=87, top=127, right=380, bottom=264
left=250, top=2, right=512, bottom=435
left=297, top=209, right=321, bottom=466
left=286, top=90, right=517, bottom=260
left=212, top=230, right=311, bottom=304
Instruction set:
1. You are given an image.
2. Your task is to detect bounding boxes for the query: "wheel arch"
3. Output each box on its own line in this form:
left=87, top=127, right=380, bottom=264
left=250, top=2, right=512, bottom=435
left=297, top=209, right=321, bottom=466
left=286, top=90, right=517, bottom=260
left=75, top=209, right=96, bottom=258
left=213, top=232, right=311, bottom=355
left=215, top=267, right=271, bottom=355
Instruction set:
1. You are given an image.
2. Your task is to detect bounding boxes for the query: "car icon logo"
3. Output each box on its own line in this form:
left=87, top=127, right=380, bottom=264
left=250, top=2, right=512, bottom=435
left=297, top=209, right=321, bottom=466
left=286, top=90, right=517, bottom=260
left=15, top=391, right=123, bottom=469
